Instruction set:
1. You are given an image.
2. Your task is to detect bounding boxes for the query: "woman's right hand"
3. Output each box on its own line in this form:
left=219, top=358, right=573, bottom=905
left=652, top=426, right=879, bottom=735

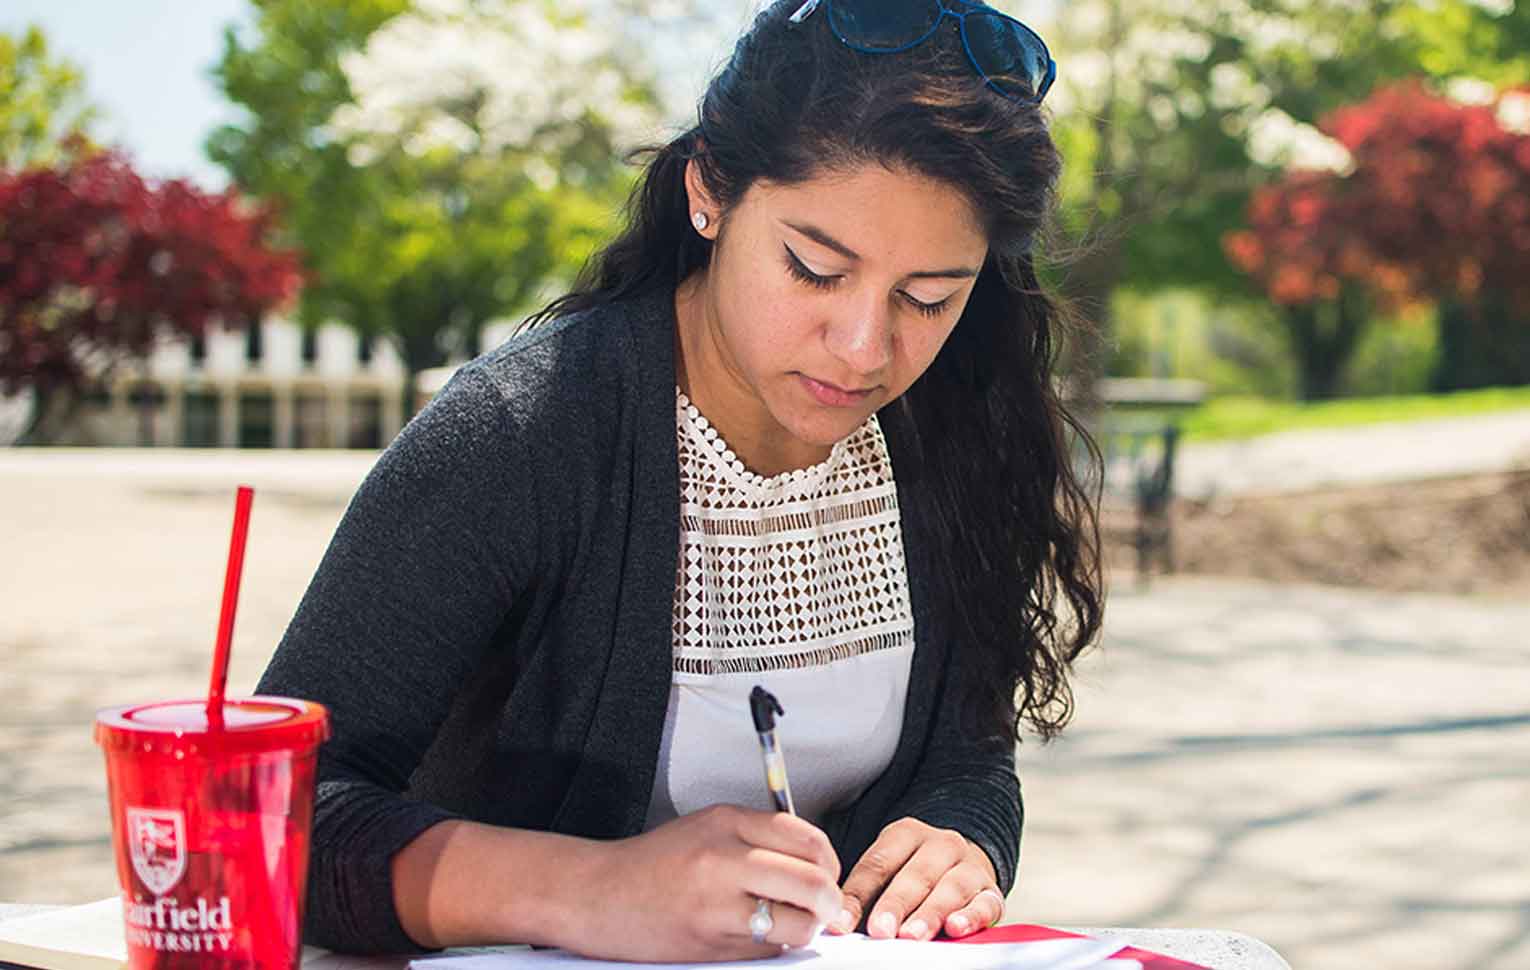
left=568, top=804, right=845, bottom=962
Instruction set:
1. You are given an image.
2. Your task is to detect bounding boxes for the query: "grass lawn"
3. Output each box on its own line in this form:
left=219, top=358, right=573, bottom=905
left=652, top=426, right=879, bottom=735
left=1158, top=386, right=1530, bottom=441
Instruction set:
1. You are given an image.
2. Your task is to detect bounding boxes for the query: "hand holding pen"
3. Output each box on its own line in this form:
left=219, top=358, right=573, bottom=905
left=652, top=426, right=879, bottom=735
left=570, top=683, right=841, bottom=963
left=749, top=687, right=1004, bottom=943
left=746, top=686, right=803, bottom=945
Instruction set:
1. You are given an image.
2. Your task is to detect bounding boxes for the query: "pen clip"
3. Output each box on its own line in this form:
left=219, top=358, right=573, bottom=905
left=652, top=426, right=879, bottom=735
left=751, top=685, right=784, bottom=732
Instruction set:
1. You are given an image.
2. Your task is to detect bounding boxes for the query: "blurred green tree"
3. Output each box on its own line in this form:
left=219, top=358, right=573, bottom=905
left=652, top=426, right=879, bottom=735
left=0, top=24, right=100, bottom=170
left=1039, top=0, right=1528, bottom=389
left=207, top=0, right=666, bottom=406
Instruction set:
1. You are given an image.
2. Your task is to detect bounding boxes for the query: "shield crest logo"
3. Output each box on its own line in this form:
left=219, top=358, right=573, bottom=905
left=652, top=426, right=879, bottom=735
left=127, top=807, right=187, bottom=896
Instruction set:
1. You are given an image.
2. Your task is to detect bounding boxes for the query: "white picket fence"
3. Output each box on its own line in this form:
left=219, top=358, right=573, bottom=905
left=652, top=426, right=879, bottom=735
left=5, top=317, right=525, bottom=448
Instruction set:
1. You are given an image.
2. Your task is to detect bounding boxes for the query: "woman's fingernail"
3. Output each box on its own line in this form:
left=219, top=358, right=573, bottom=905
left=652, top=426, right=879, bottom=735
left=835, top=908, right=854, bottom=932
left=901, top=918, right=928, bottom=940
left=872, top=912, right=896, bottom=937
left=950, top=914, right=970, bottom=934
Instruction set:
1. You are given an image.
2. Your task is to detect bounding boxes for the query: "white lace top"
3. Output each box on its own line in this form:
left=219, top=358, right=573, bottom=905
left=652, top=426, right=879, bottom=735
left=643, top=387, right=916, bottom=830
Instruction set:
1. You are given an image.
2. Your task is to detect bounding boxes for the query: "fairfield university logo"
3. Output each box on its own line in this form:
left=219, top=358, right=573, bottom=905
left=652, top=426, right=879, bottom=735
left=127, top=807, right=187, bottom=896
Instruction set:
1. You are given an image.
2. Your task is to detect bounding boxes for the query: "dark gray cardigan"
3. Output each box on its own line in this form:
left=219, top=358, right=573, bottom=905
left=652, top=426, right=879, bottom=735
left=256, top=285, right=1023, bottom=954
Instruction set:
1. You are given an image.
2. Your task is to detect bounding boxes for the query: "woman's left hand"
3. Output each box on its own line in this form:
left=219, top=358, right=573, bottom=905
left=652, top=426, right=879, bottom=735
left=827, top=817, right=1004, bottom=941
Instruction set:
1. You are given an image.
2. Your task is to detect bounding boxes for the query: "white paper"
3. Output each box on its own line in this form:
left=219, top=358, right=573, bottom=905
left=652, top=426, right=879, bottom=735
left=1037, top=936, right=1135, bottom=970
left=411, top=931, right=1128, bottom=970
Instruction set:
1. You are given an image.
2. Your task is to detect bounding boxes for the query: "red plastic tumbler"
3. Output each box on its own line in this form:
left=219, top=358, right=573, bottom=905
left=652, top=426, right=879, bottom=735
left=95, top=697, right=329, bottom=970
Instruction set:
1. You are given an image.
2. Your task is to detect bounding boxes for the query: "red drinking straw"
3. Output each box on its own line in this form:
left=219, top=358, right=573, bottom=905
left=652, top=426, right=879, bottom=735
left=207, top=485, right=255, bottom=730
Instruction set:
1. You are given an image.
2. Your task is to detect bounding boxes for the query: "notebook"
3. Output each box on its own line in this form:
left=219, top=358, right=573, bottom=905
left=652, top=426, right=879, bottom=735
left=411, top=932, right=1143, bottom=970
left=0, top=900, right=388, bottom=970
left=0, top=899, right=1206, bottom=970
left=0, top=900, right=126, bottom=970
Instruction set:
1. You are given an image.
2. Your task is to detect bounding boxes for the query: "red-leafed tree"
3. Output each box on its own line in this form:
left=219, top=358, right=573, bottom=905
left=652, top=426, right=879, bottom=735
left=0, top=145, right=304, bottom=440
left=1223, top=171, right=1398, bottom=399
left=1225, top=80, right=1530, bottom=397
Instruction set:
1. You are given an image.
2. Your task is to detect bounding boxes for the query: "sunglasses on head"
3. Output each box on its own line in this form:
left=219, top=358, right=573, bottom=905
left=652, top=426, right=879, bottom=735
left=789, top=0, right=1057, bottom=105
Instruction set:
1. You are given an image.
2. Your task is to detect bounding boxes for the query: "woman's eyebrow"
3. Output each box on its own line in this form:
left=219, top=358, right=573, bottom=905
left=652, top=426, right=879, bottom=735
left=781, top=219, right=980, bottom=279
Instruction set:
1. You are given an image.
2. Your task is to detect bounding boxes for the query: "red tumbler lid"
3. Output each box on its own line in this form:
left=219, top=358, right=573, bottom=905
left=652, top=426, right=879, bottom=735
left=94, top=695, right=330, bottom=757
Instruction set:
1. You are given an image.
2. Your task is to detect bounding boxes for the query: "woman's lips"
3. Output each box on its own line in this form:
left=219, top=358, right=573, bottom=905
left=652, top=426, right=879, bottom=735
left=799, top=374, right=874, bottom=407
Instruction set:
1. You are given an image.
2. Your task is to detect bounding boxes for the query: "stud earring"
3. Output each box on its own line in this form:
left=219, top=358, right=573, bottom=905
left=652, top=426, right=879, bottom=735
left=692, top=211, right=709, bottom=232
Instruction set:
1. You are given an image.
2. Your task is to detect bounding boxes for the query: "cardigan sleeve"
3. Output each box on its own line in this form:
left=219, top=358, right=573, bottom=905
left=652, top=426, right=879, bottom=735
left=881, top=661, right=1024, bottom=896
left=256, top=365, right=538, bottom=954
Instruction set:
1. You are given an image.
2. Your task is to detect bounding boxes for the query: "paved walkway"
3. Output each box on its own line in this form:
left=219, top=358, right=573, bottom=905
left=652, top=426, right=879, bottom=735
left=1014, top=579, right=1530, bottom=970
left=1174, top=408, right=1530, bottom=498
left=3, top=450, right=1527, bottom=970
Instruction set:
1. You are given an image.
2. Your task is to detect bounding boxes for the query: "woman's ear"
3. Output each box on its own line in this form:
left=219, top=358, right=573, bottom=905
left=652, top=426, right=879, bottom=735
left=683, top=157, right=719, bottom=240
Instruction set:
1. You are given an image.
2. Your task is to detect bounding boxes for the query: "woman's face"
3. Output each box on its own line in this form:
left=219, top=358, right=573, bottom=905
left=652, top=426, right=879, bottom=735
left=678, top=160, right=989, bottom=471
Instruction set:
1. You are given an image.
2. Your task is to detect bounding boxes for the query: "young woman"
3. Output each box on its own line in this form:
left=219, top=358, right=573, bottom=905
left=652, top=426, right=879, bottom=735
left=257, top=0, right=1103, bottom=961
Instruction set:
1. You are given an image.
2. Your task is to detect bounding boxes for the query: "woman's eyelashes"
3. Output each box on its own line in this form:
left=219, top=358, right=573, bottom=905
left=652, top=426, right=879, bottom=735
left=782, top=243, right=952, bottom=318
left=782, top=243, right=838, bottom=290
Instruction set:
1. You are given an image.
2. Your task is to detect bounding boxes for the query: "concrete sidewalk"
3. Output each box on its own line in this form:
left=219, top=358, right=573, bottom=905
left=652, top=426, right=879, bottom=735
left=1013, top=578, right=1530, bottom=970
left=3, top=451, right=1527, bottom=969
left=1175, top=408, right=1530, bottom=498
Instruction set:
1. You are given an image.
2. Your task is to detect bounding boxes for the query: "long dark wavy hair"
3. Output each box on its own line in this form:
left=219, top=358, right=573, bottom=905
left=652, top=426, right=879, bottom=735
left=526, top=0, right=1104, bottom=745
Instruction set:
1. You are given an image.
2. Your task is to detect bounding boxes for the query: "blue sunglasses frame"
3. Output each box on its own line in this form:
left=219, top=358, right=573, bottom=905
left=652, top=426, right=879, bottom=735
left=788, top=0, right=1057, bottom=105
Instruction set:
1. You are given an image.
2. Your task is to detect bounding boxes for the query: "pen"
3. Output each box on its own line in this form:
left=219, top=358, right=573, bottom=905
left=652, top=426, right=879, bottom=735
left=750, top=685, right=796, bottom=814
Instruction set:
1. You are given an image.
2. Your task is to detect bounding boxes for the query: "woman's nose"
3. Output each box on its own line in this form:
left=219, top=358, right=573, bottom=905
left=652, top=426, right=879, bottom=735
left=824, top=297, right=895, bottom=377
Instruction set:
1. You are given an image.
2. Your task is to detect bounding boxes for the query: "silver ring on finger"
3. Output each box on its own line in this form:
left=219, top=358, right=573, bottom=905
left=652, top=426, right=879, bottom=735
left=748, top=897, right=774, bottom=944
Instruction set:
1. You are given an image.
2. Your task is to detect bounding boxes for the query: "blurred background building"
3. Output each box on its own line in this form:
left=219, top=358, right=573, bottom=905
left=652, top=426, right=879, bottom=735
left=29, top=317, right=525, bottom=449
left=42, top=319, right=407, bottom=448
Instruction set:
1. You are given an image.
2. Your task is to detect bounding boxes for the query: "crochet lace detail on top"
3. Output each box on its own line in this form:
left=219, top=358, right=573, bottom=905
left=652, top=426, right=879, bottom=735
left=672, top=386, right=915, bottom=676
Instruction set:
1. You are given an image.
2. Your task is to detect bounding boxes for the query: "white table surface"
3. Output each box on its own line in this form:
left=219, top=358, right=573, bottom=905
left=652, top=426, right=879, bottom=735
left=0, top=903, right=1291, bottom=970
